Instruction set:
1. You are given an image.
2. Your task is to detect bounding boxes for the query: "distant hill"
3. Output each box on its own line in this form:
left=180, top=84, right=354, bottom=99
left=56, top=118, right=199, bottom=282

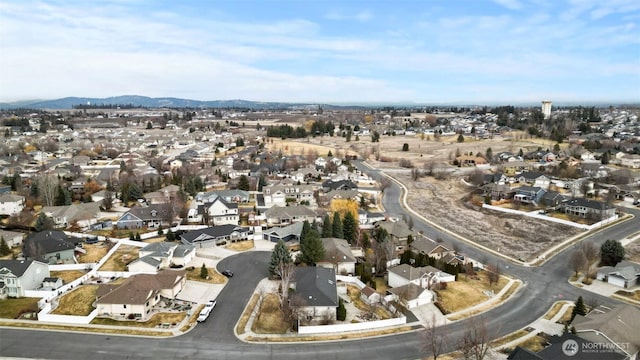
left=0, top=95, right=354, bottom=110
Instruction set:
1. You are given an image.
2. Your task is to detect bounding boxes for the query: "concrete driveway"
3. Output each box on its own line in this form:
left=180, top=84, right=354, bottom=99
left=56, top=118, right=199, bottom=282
left=176, top=280, right=224, bottom=304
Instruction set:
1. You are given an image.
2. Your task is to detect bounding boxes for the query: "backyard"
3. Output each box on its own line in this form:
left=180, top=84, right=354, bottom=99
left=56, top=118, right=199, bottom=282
left=50, top=270, right=86, bottom=284
left=51, top=285, right=99, bottom=316
left=98, top=244, right=140, bottom=271
left=92, top=312, right=186, bottom=327
left=252, top=293, right=289, bottom=334
left=77, top=242, right=111, bottom=263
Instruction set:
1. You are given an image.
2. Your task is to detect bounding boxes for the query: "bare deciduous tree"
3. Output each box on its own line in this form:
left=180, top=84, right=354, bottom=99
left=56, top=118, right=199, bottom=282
left=580, top=241, right=598, bottom=278
left=423, top=314, right=446, bottom=360
left=276, top=262, right=295, bottom=309
left=37, top=174, right=58, bottom=207
left=378, top=177, right=391, bottom=193
left=458, top=316, right=491, bottom=360
left=485, top=263, right=500, bottom=288
left=568, top=248, right=587, bottom=277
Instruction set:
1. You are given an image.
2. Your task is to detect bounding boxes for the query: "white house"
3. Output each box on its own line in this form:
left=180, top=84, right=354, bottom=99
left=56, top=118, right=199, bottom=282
left=0, top=194, right=25, bottom=216
left=388, top=283, right=435, bottom=309
left=0, top=259, right=49, bottom=298
left=388, top=264, right=455, bottom=289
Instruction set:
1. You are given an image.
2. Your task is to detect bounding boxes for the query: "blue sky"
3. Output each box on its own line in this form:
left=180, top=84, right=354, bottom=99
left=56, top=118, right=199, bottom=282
left=0, top=0, right=638, bottom=104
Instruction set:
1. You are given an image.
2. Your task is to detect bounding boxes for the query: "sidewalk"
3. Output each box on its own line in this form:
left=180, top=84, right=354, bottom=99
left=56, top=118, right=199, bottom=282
left=494, top=301, right=570, bottom=351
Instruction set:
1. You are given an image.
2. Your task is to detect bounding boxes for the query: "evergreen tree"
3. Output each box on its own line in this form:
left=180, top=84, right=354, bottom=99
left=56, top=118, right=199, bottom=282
left=34, top=212, right=54, bottom=231
left=321, top=214, right=332, bottom=238
left=0, top=237, right=11, bottom=256
left=332, top=212, right=343, bottom=239
left=571, top=296, right=587, bottom=321
left=166, top=229, right=175, bottom=242
left=268, top=240, right=293, bottom=278
left=336, top=299, right=347, bottom=321
left=237, top=175, right=250, bottom=191
left=342, top=211, right=357, bottom=244
left=457, top=134, right=465, bottom=143
left=299, top=229, right=325, bottom=265
left=128, top=182, right=143, bottom=200
left=200, top=263, right=209, bottom=279
left=257, top=174, right=267, bottom=191
left=600, top=239, right=625, bottom=266
left=55, top=184, right=71, bottom=206
left=301, top=220, right=311, bottom=243
left=129, top=231, right=135, bottom=240
left=135, top=232, right=142, bottom=241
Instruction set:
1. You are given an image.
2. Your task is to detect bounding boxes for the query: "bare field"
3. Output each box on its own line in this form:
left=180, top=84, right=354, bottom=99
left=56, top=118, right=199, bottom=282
left=626, top=240, right=640, bottom=263
left=399, top=174, right=581, bottom=261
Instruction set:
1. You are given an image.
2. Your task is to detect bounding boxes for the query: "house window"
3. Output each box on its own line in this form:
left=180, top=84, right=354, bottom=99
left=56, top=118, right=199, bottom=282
left=123, top=304, right=127, bottom=309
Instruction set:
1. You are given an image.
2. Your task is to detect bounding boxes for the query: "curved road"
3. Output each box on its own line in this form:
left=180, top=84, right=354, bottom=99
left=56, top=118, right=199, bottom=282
left=1, top=163, right=638, bottom=359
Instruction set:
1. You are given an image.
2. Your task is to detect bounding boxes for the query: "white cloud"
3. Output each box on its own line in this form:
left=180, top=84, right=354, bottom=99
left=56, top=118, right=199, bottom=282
left=490, top=0, right=523, bottom=10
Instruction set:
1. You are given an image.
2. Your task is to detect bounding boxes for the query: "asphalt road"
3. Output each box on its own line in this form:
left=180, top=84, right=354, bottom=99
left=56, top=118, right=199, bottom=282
left=1, top=163, right=638, bottom=359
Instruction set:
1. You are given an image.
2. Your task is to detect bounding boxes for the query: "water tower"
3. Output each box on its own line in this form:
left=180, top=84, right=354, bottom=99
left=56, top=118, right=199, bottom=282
left=541, top=100, right=552, bottom=120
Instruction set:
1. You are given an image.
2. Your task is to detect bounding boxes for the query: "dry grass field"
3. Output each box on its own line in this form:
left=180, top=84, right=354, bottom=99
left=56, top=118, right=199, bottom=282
left=50, top=270, right=86, bottom=284
left=186, top=266, right=227, bottom=284
left=225, top=240, right=254, bottom=251
left=436, top=275, right=509, bottom=314
left=251, top=293, right=289, bottom=334
left=0, top=297, right=40, bottom=319
left=98, top=245, right=139, bottom=271
left=400, top=174, right=582, bottom=261
left=626, top=240, right=640, bottom=263
left=77, top=243, right=110, bottom=263
left=51, top=285, right=99, bottom=316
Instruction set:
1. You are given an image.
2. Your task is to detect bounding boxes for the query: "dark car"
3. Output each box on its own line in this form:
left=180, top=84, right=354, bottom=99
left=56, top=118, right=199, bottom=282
left=221, top=270, right=234, bottom=278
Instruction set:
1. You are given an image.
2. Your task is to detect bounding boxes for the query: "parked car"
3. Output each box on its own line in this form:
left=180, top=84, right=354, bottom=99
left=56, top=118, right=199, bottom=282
left=85, top=236, right=99, bottom=244
left=221, top=270, right=234, bottom=278
left=205, top=300, right=217, bottom=309
left=197, top=307, right=212, bottom=322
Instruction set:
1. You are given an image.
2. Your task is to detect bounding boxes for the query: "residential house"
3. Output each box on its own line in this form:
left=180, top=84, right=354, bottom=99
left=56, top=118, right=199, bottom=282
left=0, top=259, right=49, bottom=298
left=317, top=238, right=356, bottom=275
left=180, top=224, right=250, bottom=248
left=515, top=171, right=550, bottom=189
left=320, top=189, right=360, bottom=206
left=199, top=197, right=239, bottom=226
left=95, top=270, right=186, bottom=320
left=540, top=190, right=567, bottom=208
left=0, top=193, right=25, bottom=216
left=262, top=181, right=316, bottom=208
left=562, top=198, right=616, bottom=220
left=573, top=304, right=640, bottom=360
left=455, top=154, right=487, bottom=166
left=22, top=230, right=77, bottom=264
left=387, top=263, right=455, bottom=289
left=196, top=190, right=249, bottom=204
left=373, top=219, right=415, bottom=252
left=357, top=211, right=386, bottom=226
left=482, top=183, right=514, bottom=201
left=128, top=242, right=196, bottom=273
left=41, top=202, right=101, bottom=228
left=596, top=261, right=640, bottom=289
left=0, top=229, right=25, bottom=248
left=292, top=267, right=338, bottom=322
left=409, top=238, right=455, bottom=261
left=580, top=162, right=610, bottom=179
left=265, top=205, right=319, bottom=226
left=513, top=186, right=546, bottom=204
left=387, top=282, right=435, bottom=309
left=322, top=179, right=357, bottom=193
left=262, top=221, right=303, bottom=243
left=116, top=204, right=174, bottom=229
left=620, top=154, right=640, bottom=169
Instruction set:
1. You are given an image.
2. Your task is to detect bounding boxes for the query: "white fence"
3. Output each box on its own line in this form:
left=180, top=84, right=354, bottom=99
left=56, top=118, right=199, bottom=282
left=49, top=263, right=95, bottom=271
left=482, top=204, right=619, bottom=230
left=298, top=316, right=406, bottom=335
left=37, top=307, right=99, bottom=324
left=336, top=275, right=366, bottom=289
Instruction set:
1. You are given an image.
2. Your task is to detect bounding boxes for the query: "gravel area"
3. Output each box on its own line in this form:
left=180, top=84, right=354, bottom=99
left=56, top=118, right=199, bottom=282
left=399, top=174, right=582, bottom=261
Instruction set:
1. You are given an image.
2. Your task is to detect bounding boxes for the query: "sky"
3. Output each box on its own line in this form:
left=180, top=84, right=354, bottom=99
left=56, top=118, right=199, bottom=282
left=0, top=0, right=639, bottom=105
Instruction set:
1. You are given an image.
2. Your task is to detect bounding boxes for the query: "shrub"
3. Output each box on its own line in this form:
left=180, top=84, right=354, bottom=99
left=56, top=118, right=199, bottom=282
left=337, top=299, right=347, bottom=321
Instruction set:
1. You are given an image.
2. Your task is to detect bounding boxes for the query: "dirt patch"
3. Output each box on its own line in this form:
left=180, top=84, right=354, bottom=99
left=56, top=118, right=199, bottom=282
left=399, top=174, right=582, bottom=261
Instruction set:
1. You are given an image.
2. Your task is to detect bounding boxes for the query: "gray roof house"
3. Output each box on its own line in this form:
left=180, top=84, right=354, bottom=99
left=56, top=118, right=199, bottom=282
left=292, top=267, right=338, bottom=322
left=265, top=205, right=320, bottom=226
left=317, top=237, right=357, bottom=275
left=180, top=224, right=249, bottom=248
left=596, top=261, right=640, bottom=289
left=22, top=230, right=77, bottom=265
left=262, top=221, right=303, bottom=243
left=573, top=304, right=640, bottom=360
left=562, top=198, right=616, bottom=220
left=0, top=259, right=50, bottom=298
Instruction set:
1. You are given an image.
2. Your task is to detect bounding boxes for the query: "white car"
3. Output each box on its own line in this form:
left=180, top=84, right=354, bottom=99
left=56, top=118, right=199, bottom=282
left=197, top=308, right=212, bottom=322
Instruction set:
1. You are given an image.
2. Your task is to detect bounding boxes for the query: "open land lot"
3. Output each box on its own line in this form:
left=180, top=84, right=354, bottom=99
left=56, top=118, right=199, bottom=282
left=98, top=245, right=139, bottom=271
left=51, top=285, right=99, bottom=316
left=626, top=240, right=640, bottom=263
